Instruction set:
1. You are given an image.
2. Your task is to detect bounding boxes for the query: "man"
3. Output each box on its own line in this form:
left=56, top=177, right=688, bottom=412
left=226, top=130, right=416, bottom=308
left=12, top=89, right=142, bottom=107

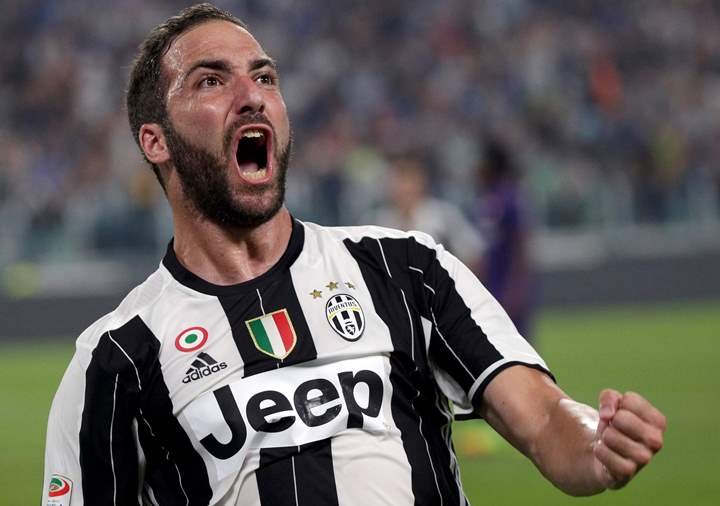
left=369, top=153, right=484, bottom=269
left=474, top=139, right=535, bottom=340
left=43, top=4, right=666, bottom=505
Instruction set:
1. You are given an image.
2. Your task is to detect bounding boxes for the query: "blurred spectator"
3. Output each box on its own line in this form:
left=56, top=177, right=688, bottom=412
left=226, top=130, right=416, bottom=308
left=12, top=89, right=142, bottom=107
left=474, top=139, right=536, bottom=340
left=368, top=153, right=484, bottom=267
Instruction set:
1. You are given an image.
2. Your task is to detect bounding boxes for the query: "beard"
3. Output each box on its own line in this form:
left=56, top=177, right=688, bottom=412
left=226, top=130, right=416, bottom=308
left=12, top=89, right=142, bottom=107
left=163, top=115, right=292, bottom=229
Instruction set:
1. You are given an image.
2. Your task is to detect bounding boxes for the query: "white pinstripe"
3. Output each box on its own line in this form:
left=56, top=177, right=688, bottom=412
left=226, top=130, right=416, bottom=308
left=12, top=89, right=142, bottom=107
left=409, top=266, right=475, bottom=380
left=409, top=266, right=436, bottom=294
left=139, top=413, right=190, bottom=506
left=292, top=449, right=300, bottom=506
left=108, top=331, right=142, bottom=391
left=376, top=238, right=393, bottom=278
left=257, top=288, right=266, bottom=314
left=382, top=236, right=447, bottom=503
left=110, top=374, right=118, bottom=506
left=415, top=389, right=443, bottom=506
left=400, top=289, right=415, bottom=361
left=433, top=391, right=466, bottom=506
left=429, top=309, right=476, bottom=382
left=107, top=330, right=189, bottom=505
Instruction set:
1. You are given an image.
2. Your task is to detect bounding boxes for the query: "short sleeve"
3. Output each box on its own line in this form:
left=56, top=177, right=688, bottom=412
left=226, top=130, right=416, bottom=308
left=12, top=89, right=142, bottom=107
left=407, top=232, right=552, bottom=419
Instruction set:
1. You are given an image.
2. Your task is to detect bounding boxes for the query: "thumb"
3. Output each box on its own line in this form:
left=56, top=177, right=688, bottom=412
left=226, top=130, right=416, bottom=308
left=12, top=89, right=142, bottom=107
left=596, top=389, right=622, bottom=436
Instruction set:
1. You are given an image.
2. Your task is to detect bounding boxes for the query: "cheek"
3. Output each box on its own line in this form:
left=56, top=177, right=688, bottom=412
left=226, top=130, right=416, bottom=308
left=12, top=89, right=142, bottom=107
left=186, top=104, right=225, bottom=129
left=168, top=97, right=227, bottom=138
left=270, top=97, right=290, bottom=143
left=278, top=118, right=291, bottom=150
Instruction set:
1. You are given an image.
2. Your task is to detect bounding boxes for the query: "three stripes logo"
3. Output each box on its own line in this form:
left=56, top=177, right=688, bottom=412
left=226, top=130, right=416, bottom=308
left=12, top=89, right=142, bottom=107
left=326, top=293, right=365, bottom=341
left=183, top=352, right=228, bottom=384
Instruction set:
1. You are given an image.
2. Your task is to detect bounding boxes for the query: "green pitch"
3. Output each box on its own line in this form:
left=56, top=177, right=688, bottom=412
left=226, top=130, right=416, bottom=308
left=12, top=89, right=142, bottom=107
left=2, top=300, right=718, bottom=505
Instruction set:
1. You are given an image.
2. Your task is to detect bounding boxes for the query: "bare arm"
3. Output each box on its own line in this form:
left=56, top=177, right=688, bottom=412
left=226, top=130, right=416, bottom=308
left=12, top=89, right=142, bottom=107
left=479, top=366, right=666, bottom=496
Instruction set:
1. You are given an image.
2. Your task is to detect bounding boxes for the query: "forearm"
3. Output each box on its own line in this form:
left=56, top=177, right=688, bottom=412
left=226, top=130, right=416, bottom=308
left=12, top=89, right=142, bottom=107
left=481, top=368, right=608, bottom=496
left=482, top=366, right=665, bottom=496
left=529, top=398, right=606, bottom=496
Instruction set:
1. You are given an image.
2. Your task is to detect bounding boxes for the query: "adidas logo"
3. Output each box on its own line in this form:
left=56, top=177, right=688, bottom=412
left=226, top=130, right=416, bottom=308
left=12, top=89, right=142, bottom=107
left=182, top=352, right=228, bottom=384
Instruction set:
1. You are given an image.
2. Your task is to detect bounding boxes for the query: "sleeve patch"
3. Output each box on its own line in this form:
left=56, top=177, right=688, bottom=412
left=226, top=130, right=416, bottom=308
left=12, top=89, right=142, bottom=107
left=47, top=474, right=73, bottom=505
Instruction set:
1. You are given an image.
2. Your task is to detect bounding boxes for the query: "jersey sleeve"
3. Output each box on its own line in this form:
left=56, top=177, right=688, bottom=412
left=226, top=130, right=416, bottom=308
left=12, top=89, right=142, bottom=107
left=408, top=232, right=552, bottom=419
left=43, top=353, right=87, bottom=505
left=43, top=329, right=142, bottom=505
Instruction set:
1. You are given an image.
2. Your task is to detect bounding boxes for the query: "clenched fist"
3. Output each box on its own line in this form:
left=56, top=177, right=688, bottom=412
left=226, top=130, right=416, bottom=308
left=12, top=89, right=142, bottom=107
left=593, top=390, right=667, bottom=489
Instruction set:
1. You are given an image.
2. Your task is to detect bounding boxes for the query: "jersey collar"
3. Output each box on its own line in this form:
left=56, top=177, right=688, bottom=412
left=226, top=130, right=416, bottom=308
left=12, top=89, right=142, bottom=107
left=162, top=218, right=305, bottom=296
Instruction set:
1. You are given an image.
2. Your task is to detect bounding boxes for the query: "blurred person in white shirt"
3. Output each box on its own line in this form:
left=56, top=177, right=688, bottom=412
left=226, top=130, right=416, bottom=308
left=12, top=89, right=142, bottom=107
left=369, top=153, right=484, bottom=269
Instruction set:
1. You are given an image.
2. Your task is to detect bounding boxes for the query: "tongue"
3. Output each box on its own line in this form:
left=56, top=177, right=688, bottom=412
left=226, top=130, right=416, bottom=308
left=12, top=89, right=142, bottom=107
left=238, top=161, right=260, bottom=174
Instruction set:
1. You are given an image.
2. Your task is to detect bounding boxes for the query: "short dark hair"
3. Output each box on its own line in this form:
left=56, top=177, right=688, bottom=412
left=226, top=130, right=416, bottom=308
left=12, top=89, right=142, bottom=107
left=482, top=138, right=517, bottom=180
left=126, top=3, right=247, bottom=188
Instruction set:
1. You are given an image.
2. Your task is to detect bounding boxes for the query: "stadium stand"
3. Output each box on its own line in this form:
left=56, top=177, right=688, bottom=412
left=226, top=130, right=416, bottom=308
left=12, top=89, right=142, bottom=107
left=1, top=0, right=719, bottom=308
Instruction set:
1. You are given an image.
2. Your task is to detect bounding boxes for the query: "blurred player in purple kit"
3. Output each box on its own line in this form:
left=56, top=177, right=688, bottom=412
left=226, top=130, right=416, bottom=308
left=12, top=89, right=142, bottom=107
left=474, top=139, right=536, bottom=341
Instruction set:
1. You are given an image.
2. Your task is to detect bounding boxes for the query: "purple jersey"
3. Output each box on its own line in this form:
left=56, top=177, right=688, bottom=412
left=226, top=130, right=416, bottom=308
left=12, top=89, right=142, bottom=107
left=474, top=182, right=535, bottom=337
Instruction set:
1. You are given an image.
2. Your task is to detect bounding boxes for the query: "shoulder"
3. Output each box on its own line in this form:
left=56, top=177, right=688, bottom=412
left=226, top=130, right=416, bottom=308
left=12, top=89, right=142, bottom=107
left=74, top=266, right=171, bottom=353
left=298, top=220, right=446, bottom=279
left=300, top=220, right=439, bottom=248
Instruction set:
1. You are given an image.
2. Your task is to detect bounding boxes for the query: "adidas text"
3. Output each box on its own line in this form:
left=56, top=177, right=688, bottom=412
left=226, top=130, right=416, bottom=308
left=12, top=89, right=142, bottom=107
left=183, top=362, right=228, bottom=383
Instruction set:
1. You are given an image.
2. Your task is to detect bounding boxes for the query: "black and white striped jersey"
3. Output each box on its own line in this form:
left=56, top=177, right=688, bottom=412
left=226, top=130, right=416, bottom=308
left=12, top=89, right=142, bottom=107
left=43, top=219, right=552, bottom=506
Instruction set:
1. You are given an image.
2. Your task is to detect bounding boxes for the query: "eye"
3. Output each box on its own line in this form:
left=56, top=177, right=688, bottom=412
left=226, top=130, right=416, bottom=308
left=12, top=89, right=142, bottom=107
left=256, top=73, right=278, bottom=86
left=199, top=75, right=222, bottom=88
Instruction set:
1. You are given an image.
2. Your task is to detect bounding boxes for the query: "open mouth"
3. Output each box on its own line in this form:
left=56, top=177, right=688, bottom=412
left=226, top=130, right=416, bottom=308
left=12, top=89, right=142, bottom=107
left=235, top=126, right=272, bottom=182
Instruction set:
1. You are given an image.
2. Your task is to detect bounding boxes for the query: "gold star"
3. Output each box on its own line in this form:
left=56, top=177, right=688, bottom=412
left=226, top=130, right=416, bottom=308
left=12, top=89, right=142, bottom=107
left=326, top=281, right=339, bottom=290
left=345, top=281, right=355, bottom=289
left=310, top=289, right=322, bottom=299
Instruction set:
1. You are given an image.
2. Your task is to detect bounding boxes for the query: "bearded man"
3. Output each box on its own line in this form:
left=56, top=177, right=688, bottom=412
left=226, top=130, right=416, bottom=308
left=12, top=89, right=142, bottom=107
left=43, top=4, right=665, bottom=505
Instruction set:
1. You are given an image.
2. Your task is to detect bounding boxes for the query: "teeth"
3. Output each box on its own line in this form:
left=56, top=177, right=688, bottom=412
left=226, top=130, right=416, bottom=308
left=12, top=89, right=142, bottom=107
left=241, top=168, right=267, bottom=180
left=242, top=129, right=265, bottom=139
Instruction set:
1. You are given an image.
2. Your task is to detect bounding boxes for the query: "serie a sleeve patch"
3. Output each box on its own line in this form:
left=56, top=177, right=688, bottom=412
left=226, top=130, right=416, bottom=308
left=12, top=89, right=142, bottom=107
left=46, top=474, right=73, bottom=505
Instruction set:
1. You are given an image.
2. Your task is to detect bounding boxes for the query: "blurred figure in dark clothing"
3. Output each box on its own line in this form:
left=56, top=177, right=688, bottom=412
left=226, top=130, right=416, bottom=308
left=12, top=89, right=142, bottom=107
left=474, top=139, right=536, bottom=341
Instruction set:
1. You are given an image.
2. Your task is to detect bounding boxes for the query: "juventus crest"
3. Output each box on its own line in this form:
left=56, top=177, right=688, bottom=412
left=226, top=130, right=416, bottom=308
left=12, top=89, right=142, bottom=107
left=325, top=294, right=365, bottom=341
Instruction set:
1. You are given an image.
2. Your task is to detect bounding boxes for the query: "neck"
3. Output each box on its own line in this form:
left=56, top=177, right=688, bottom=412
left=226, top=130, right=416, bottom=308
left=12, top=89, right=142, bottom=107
left=172, top=207, right=293, bottom=286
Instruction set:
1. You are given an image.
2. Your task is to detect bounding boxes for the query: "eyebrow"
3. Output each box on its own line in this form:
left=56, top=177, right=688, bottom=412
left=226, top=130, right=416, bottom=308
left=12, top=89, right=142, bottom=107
left=182, top=59, right=232, bottom=84
left=248, top=57, right=277, bottom=73
left=182, top=57, right=277, bottom=85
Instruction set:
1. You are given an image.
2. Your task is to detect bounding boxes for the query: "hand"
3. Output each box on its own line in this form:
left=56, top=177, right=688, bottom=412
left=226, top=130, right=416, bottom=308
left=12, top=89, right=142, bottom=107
left=592, top=390, right=666, bottom=490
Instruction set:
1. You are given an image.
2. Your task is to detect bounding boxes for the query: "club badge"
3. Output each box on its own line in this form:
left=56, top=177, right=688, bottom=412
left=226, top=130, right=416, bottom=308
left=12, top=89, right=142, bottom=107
left=326, top=293, right=365, bottom=341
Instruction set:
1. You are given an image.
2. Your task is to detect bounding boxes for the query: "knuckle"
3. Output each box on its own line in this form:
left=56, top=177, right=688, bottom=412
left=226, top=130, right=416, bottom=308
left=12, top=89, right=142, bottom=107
left=647, top=433, right=664, bottom=452
left=594, top=439, right=608, bottom=454
left=612, top=409, right=632, bottom=425
left=635, top=448, right=652, bottom=466
left=600, top=388, right=620, bottom=402
left=595, top=443, right=612, bottom=464
left=620, top=459, right=638, bottom=478
left=622, top=392, right=642, bottom=408
left=602, top=426, right=619, bottom=445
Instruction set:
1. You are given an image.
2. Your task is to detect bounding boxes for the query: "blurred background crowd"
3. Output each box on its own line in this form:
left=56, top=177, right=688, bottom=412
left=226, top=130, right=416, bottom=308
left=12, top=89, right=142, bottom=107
left=2, top=0, right=720, bottom=283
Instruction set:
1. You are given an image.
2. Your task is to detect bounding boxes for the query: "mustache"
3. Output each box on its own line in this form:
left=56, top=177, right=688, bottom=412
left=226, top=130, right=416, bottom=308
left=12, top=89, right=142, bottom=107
left=223, top=113, right=276, bottom=153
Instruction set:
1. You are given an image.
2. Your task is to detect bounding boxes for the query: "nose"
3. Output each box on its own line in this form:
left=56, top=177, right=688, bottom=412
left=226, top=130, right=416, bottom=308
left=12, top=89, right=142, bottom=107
left=233, top=76, right=264, bottom=115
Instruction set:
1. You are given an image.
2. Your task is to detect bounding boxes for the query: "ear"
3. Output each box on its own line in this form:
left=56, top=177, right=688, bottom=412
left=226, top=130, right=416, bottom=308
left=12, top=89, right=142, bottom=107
left=139, top=123, right=171, bottom=165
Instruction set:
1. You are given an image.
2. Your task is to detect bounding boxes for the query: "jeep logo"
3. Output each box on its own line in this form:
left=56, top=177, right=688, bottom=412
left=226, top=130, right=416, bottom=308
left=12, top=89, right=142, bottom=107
left=199, top=369, right=383, bottom=460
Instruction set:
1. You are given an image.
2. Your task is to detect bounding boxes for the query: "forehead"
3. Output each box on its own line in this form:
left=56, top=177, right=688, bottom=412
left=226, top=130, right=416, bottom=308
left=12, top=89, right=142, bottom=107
left=162, top=20, right=266, bottom=80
